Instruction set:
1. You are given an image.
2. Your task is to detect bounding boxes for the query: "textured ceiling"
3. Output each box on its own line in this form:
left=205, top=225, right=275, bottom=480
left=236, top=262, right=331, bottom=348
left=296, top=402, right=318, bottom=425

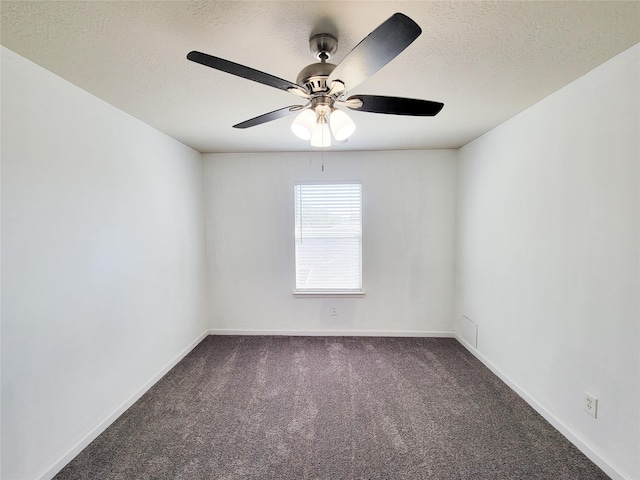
left=1, top=1, right=639, bottom=153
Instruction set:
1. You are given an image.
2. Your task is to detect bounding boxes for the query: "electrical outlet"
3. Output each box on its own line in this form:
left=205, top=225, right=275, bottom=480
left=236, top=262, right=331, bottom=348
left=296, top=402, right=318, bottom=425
left=330, top=306, right=338, bottom=316
left=584, top=392, right=598, bottom=418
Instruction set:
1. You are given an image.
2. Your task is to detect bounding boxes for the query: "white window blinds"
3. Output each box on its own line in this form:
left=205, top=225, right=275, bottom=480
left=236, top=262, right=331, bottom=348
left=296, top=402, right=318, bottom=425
left=294, top=182, right=362, bottom=292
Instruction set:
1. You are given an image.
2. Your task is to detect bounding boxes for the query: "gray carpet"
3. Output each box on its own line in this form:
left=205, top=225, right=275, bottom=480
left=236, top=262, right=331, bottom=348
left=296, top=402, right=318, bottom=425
left=54, top=336, right=608, bottom=479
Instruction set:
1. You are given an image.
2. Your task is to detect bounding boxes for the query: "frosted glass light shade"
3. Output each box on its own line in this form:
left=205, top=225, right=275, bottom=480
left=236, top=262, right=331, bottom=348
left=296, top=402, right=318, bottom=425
left=291, top=109, right=316, bottom=140
left=329, top=109, right=356, bottom=141
left=310, top=122, right=331, bottom=147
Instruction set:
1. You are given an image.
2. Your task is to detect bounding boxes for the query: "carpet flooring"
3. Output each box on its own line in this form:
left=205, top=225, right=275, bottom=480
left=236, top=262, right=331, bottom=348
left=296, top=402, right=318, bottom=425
left=54, top=336, right=609, bottom=479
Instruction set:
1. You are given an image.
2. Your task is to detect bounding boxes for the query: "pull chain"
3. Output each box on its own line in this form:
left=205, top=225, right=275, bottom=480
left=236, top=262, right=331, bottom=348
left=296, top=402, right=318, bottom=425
left=306, top=147, right=325, bottom=172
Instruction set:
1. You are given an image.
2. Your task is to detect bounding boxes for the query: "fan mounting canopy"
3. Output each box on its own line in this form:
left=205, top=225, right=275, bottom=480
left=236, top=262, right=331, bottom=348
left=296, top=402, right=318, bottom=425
left=309, top=33, right=338, bottom=61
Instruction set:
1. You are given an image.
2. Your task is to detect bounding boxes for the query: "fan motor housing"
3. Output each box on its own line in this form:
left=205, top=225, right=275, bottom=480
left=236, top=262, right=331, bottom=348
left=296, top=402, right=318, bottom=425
left=296, top=62, right=336, bottom=93
left=297, top=33, right=339, bottom=94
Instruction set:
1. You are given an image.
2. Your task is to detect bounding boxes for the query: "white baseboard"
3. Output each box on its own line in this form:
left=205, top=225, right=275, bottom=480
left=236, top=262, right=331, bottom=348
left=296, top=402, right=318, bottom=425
left=208, top=328, right=456, bottom=338
left=39, top=329, right=210, bottom=480
left=454, top=334, right=628, bottom=480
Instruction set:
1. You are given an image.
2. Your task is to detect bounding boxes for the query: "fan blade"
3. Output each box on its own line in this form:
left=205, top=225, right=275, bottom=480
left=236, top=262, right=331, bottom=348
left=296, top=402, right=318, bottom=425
left=327, top=13, right=421, bottom=91
left=345, top=95, right=444, bottom=116
left=187, top=51, right=305, bottom=94
left=233, top=105, right=307, bottom=129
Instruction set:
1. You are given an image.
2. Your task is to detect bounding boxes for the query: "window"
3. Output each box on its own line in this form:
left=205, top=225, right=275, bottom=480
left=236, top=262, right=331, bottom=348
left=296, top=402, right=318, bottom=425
left=294, top=182, right=363, bottom=294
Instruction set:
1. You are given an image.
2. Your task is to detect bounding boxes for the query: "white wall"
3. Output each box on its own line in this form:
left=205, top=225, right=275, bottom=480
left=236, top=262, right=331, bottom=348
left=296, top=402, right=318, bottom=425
left=1, top=47, right=209, bottom=480
left=456, top=44, right=639, bottom=479
left=203, top=150, right=457, bottom=335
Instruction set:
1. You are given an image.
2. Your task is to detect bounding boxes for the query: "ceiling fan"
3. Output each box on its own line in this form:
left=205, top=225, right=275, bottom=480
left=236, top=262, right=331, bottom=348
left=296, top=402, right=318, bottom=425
left=187, top=13, right=444, bottom=147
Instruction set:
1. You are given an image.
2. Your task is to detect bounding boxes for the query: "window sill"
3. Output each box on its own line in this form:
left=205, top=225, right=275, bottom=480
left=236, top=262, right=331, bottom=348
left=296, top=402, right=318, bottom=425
left=293, top=291, right=365, bottom=298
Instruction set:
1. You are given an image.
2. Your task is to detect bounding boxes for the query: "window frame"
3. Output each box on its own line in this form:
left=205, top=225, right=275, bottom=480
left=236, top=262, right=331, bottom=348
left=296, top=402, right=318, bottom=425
left=293, top=180, right=364, bottom=297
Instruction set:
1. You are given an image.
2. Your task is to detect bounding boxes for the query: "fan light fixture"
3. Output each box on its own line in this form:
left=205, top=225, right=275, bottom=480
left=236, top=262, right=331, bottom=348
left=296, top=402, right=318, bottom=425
left=291, top=107, right=355, bottom=147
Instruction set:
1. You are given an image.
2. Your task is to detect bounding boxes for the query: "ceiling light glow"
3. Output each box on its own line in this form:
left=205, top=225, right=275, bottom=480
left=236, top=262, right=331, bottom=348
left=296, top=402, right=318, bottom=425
left=329, top=110, right=356, bottom=141
left=310, top=112, right=331, bottom=147
left=292, top=107, right=355, bottom=147
left=291, top=109, right=316, bottom=140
